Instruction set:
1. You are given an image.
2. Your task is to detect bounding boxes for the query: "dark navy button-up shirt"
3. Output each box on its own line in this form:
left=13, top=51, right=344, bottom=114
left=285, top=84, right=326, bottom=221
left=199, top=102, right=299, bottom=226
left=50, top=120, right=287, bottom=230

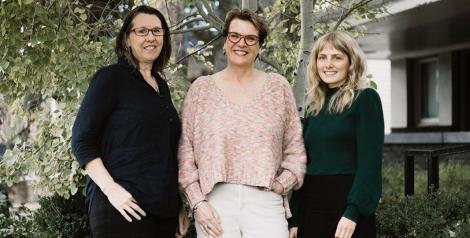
left=71, top=60, right=181, bottom=217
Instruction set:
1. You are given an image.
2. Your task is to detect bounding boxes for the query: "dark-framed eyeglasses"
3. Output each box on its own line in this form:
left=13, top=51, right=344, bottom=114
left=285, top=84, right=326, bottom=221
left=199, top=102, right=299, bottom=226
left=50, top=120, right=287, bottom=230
left=131, top=27, right=165, bottom=37
left=227, top=32, right=259, bottom=46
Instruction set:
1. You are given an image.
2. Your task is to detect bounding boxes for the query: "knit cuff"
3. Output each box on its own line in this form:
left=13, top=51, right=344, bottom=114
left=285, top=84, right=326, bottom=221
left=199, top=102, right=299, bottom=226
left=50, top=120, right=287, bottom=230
left=184, top=182, right=206, bottom=209
left=275, top=170, right=297, bottom=194
left=343, top=204, right=360, bottom=223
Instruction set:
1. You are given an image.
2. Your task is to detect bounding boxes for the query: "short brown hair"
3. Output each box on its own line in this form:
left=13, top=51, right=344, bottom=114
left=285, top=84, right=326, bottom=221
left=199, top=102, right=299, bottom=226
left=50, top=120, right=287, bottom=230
left=115, top=5, right=171, bottom=72
left=222, top=9, right=268, bottom=46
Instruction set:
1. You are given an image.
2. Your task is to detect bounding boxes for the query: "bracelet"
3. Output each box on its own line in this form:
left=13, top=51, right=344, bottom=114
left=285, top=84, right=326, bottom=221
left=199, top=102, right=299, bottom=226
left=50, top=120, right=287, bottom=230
left=192, top=199, right=207, bottom=214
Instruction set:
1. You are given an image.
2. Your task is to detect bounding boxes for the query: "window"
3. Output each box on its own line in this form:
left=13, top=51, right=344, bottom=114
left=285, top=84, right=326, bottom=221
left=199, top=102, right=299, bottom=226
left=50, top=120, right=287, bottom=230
left=419, top=59, right=439, bottom=125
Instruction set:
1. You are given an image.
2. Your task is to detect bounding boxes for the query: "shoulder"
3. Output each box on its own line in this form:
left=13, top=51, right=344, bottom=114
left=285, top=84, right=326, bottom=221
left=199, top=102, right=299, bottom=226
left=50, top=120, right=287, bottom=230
left=189, top=75, right=211, bottom=91
left=91, top=63, right=131, bottom=84
left=356, top=88, right=381, bottom=103
left=267, top=73, right=293, bottom=94
left=353, top=88, right=383, bottom=112
left=268, top=73, right=290, bottom=87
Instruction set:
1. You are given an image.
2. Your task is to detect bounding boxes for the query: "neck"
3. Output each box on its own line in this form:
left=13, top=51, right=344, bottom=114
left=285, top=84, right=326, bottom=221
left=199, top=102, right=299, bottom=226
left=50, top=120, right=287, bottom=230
left=224, top=64, right=256, bottom=82
left=139, top=62, right=153, bottom=77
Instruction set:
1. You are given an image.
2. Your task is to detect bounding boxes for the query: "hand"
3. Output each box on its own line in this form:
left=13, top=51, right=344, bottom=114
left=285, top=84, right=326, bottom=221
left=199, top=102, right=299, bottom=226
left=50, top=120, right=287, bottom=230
left=334, top=216, right=357, bottom=238
left=289, top=227, right=298, bottom=238
left=102, top=182, right=146, bottom=222
left=194, top=201, right=223, bottom=238
left=175, top=208, right=190, bottom=238
left=271, top=180, right=284, bottom=195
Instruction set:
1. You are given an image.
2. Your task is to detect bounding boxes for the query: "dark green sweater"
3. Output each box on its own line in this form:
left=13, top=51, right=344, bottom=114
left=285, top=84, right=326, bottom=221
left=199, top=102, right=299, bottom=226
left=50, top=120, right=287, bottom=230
left=291, top=87, right=384, bottom=224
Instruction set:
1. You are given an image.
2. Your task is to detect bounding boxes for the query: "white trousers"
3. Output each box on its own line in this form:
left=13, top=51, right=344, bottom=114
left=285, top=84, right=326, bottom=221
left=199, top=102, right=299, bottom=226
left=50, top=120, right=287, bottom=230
left=196, top=183, right=288, bottom=238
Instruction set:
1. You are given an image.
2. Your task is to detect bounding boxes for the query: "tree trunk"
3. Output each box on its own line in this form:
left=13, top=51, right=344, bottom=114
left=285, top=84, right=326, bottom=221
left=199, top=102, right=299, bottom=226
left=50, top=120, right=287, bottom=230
left=292, top=0, right=315, bottom=116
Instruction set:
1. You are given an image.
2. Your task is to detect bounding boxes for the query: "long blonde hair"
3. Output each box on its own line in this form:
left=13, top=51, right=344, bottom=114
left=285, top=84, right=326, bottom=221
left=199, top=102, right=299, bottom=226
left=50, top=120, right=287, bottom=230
left=305, top=31, right=369, bottom=116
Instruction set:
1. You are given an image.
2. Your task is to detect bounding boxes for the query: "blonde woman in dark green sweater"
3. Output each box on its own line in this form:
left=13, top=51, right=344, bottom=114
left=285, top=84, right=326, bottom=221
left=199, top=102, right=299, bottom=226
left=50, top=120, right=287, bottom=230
left=289, top=31, right=384, bottom=238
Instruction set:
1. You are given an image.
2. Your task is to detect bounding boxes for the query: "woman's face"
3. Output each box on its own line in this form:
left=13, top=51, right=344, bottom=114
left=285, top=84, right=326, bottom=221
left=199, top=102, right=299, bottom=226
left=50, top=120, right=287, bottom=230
left=316, top=43, right=350, bottom=88
left=225, top=18, right=260, bottom=67
left=127, top=13, right=164, bottom=68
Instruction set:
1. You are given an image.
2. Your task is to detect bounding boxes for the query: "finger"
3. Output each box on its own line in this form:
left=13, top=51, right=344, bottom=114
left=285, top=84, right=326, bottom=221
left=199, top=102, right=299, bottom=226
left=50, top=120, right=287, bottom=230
left=129, top=201, right=146, bottom=216
left=118, top=208, right=133, bottom=222
left=204, top=221, right=222, bottom=237
left=339, top=226, right=347, bottom=238
left=206, top=224, right=222, bottom=238
left=123, top=205, right=142, bottom=220
left=211, top=207, right=221, bottom=223
left=334, top=225, right=342, bottom=238
left=198, top=223, right=210, bottom=237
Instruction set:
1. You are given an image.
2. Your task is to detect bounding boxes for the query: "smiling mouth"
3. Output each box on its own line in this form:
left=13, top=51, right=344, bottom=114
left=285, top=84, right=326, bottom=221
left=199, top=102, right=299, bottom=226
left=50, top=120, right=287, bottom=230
left=233, top=50, right=248, bottom=56
left=144, top=45, right=157, bottom=50
left=324, top=71, right=337, bottom=76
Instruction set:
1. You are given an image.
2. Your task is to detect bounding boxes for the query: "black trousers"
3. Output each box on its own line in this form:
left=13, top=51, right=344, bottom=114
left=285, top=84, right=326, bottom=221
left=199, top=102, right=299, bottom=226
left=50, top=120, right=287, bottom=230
left=89, top=189, right=177, bottom=238
left=297, top=175, right=376, bottom=238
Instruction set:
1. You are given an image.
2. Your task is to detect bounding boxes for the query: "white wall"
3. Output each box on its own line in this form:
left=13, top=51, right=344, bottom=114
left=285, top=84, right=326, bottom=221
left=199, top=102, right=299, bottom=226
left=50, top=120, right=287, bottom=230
left=366, top=59, right=392, bottom=134
left=390, top=59, right=408, bottom=129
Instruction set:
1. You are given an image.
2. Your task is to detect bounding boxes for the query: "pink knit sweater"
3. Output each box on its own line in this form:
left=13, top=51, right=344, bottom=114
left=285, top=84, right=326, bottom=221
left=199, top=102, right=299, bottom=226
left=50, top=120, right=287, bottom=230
left=178, top=73, right=306, bottom=216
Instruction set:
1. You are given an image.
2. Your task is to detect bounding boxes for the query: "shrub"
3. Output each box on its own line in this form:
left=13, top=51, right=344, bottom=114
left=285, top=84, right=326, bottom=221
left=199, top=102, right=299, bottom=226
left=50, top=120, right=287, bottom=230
left=0, top=206, right=35, bottom=238
left=33, top=193, right=90, bottom=238
left=377, top=192, right=470, bottom=238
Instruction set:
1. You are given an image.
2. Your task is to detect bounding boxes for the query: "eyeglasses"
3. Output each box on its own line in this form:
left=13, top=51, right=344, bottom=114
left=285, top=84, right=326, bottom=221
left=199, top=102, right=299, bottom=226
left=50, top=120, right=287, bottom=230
left=227, top=32, right=259, bottom=46
left=131, top=27, right=165, bottom=37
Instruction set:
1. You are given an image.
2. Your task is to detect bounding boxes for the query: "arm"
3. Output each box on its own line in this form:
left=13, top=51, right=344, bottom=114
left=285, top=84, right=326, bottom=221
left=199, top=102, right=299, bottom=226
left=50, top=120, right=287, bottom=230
left=178, top=80, right=223, bottom=237
left=275, top=78, right=307, bottom=194
left=178, top=81, right=206, bottom=208
left=343, top=89, right=384, bottom=221
left=71, top=68, right=145, bottom=221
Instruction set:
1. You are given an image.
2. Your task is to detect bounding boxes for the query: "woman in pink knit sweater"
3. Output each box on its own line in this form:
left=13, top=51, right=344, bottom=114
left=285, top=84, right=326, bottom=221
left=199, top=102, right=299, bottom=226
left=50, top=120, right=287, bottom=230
left=178, top=9, right=306, bottom=238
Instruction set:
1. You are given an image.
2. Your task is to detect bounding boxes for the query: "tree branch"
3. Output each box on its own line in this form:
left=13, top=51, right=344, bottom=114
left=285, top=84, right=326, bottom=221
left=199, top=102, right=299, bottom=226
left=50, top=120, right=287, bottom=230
left=170, top=25, right=213, bottom=34
left=259, top=54, right=282, bottom=73
left=171, top=16, right=205, bottom=30
left=170, top=34, right=222, bottom=66
left=169, top=13, right=198, bottom=28
left=333, top=0, right=374, bottom=30
left=194, top=0, right=223, bottom=31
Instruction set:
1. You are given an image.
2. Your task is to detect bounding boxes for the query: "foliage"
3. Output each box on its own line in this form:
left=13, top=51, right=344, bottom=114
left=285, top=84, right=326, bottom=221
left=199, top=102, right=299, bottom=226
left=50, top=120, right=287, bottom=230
left=379, top=160, right=470, bottom=237
left=377, top=192, right=470, bottom=238
left=0, top=0, right=118, bottom=197
left=0, top=193, right=88, bottom=238
left=33, top=193, right=90, bottom=238
left=0, top=206, right=35, bottom=238
left=263, top=0, right=387, bottom=84
left=0, top=185, right=10, bottom=216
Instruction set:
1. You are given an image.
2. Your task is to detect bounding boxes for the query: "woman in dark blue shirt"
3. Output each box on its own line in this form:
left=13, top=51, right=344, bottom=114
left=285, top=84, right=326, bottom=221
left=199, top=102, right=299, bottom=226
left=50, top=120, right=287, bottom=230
left=72, top=5, right=182, bottom=237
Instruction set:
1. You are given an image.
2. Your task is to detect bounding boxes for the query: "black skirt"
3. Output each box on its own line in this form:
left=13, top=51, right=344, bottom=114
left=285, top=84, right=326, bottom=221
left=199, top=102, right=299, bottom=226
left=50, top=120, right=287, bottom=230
left=297, top=175, right=376, bottom=238
left=89, top=188, right=178, bottom=238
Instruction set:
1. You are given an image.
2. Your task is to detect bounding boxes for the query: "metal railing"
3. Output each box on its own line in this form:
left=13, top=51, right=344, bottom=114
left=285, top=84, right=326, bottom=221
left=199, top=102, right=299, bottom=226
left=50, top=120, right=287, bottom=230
left=404, top=144, right=470, bottom=196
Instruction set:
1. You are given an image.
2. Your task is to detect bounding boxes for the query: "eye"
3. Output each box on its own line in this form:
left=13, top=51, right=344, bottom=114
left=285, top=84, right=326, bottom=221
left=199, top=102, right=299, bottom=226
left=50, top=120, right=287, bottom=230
left=135, top=27, right=147, bottom=35
left=229, top=33, right=240, bottom=38
left=317, top=55, right=326, bottom=60
left=246, top=35, right=259, bottom=42
left=153, top=27, right=163, bottom=34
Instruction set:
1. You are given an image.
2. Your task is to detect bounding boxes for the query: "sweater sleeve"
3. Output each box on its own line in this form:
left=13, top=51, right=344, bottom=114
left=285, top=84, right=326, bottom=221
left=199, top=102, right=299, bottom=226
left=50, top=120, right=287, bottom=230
left=343, top=88, right=384, bottom=222
left=275, top=75, right=307, bottom=193
left=178, top=79, right=206, bottom=208
left=71, top=68, right=117, bottom=168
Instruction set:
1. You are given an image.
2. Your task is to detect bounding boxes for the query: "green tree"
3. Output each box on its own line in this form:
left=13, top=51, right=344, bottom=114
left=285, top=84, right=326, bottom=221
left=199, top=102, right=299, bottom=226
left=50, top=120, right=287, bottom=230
left=0, top=0, right=386, bottom=199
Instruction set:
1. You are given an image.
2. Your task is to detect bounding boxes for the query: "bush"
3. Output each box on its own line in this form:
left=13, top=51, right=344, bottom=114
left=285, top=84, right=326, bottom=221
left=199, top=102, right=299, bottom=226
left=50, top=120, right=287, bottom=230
left=33, top=193, right=90, bottom=238
left=0, top=206, right=35, bottom=238
left=377, top=192, right=470, bottom=238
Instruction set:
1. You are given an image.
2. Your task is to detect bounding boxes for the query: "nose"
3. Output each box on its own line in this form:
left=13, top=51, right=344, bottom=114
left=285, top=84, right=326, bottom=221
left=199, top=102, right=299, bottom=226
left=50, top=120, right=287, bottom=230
left=324, top=57, right=334, bottom=67
left=236, top=37, right=248, bottom=47
left=145, top=33, right=157, bottom=42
